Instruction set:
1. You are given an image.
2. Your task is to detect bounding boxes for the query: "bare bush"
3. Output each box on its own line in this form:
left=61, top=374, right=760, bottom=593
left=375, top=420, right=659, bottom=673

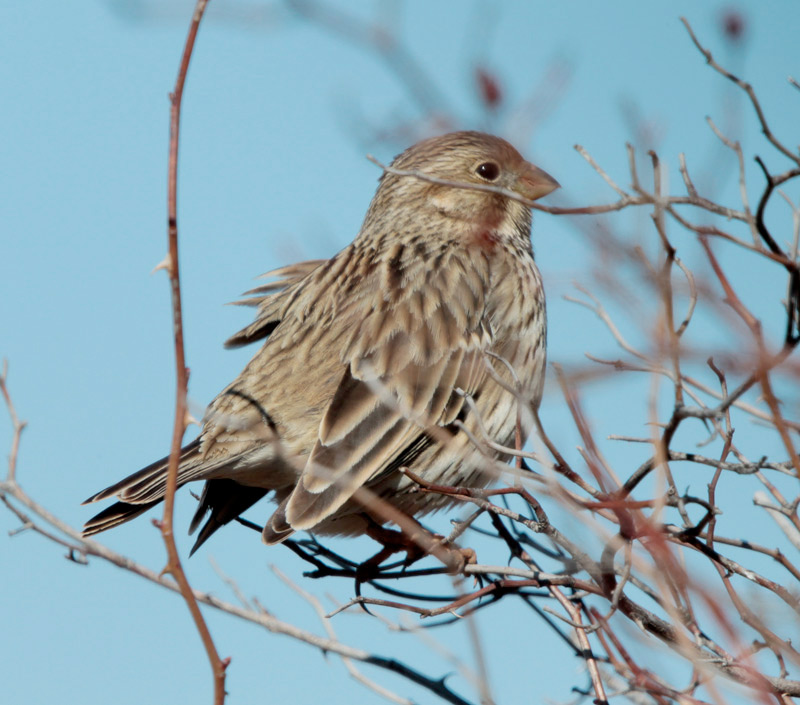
left=3, top=3, right=799, bottom=704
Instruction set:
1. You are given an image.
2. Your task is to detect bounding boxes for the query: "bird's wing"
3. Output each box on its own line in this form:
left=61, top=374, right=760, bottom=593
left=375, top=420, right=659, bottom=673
left=225, top=259, right=327, bottom=348
left=284, top=262, right=492, bottom=530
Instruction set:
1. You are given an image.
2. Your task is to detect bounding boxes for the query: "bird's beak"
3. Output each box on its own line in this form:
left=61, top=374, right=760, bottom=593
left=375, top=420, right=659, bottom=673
left=514, top=161, right=560, bottom=201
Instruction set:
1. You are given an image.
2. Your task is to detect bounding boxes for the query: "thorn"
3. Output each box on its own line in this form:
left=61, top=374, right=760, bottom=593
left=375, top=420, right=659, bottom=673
left=152, top=253, right=172, bottom=275
left=9, top=522, right=33, bottom=537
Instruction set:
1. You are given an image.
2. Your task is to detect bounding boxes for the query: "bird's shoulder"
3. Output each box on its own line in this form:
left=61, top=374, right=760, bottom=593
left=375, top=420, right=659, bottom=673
left=224, top=259, right=326, bottom=348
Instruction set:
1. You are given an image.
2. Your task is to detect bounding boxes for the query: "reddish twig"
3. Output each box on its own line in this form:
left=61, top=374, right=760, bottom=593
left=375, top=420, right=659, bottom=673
left=160, top=2, right=228, bottom=703
left=700, top=237, right=800, bottom=476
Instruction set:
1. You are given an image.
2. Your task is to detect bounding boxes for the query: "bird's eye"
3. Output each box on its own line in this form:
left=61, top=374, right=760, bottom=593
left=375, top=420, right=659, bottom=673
left=475, top=161, right=500, bottom=181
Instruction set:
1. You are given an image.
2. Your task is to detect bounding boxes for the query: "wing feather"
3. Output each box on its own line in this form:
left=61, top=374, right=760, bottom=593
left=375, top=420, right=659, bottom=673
left=284, top=260, right=491, bottom=531
left=225, top=259, right=326, bottom=348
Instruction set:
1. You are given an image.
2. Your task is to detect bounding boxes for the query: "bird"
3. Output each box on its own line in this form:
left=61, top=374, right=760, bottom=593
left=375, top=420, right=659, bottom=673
left=82, top=131, right=559, bottom=555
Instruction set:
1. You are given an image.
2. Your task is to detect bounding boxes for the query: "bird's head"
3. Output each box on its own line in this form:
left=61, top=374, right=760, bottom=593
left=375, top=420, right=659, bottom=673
left=363, top=131, right=559, bottom=246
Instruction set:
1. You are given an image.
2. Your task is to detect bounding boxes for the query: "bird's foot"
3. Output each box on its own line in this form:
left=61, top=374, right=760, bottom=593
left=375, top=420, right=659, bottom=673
left=360, top=520, right=475, bottom=577
left=361, top=523, right=429, bottom=573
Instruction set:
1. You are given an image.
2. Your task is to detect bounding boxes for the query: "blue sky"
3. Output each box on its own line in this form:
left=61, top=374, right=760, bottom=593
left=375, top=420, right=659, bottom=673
left=2, top=2, right=799, bottom=704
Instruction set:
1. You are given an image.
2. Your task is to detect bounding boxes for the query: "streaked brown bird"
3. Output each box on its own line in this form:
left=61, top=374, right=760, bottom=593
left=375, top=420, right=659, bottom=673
left=83, top=131, right=558, bottom=554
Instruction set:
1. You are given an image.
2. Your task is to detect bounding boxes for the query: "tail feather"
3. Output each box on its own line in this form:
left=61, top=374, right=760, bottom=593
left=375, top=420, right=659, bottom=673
left=82, top=439, right=202, bottom=506
left=188, top=479, right=268, bottom=555
left=81, top=439, right=203, bottom=537
left=82, top=440, right=272, bottom=552
left=82, top=500, right=156, bottom=537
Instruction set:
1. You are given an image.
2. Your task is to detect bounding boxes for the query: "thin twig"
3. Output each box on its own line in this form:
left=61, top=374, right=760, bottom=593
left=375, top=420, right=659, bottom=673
left=160, top=3, right=227, bottom=703
left=681, top=17, right=800, bottom=167
left=0, top=361, right=26, bottom=483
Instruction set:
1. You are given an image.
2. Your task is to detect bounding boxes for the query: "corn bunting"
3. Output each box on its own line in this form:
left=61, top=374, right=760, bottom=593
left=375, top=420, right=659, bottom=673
left=83, top=131, right=559, bottom=553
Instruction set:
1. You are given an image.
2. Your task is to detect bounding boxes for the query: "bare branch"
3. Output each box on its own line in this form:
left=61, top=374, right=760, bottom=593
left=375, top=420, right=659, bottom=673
left=161, top=3, right=228, bottom=703
left=0, top=361, right=26, bottom=484
left=681, top=16, right=800, bottom=166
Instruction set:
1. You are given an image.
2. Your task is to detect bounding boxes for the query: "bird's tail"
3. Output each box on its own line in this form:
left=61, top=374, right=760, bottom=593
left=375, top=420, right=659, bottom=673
left=81, top=439, right=204, bottom=537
